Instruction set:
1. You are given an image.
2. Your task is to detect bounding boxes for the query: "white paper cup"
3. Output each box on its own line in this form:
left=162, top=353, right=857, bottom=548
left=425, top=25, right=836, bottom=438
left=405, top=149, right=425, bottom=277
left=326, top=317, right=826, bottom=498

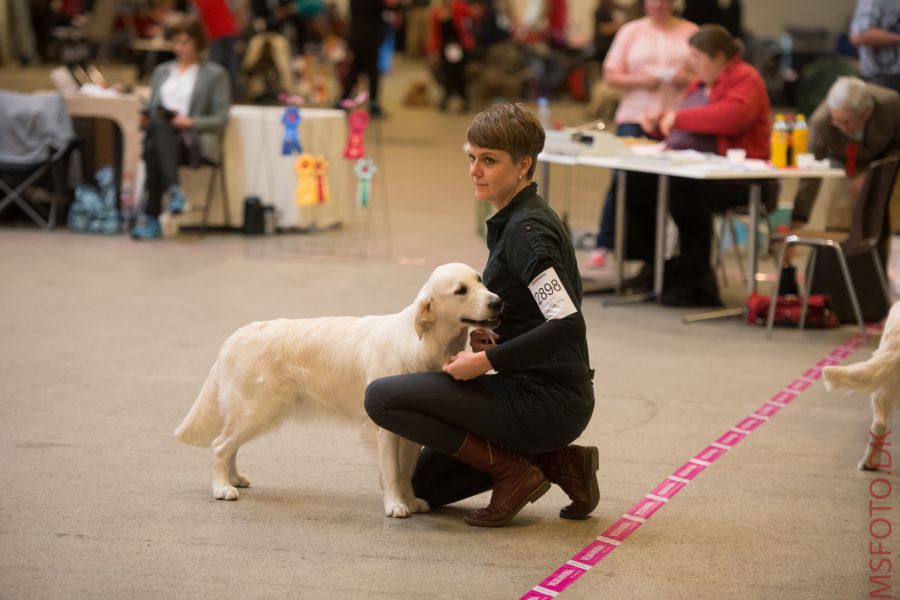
left=726, top=148, right=746, bottom=163
left=796, top=153, right=815, bottom=169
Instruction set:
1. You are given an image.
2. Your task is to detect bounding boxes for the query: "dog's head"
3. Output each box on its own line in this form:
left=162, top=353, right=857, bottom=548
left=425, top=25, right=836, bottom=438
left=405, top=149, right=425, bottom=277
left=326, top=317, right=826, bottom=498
left=414, top=263, right=502, bottom=340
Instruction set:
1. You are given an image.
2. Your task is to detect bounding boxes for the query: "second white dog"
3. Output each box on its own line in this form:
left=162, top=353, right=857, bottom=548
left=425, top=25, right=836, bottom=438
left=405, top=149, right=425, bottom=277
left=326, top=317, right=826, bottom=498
left=174, top=263, right=501, bottom=517
left=823, top=301, right=900, bottom=470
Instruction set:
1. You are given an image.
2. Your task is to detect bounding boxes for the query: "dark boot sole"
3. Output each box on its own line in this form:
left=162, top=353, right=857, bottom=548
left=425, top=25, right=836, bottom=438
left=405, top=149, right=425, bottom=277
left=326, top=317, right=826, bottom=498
left=560, top=446, right=600, bottom=520
left=464, top=480, right=551, bottom=528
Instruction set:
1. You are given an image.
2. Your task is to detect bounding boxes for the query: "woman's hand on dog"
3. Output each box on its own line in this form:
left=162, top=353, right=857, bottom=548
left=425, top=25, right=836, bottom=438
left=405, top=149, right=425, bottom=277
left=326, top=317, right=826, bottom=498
left=469, top=328, right=499, bottom=353
left=443, top=351, right=492, bottom=380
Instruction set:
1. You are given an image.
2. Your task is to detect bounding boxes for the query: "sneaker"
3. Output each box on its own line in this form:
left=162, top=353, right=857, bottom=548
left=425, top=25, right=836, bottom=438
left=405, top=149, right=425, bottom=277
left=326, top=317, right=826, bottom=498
left=778, top=265, right=800, bottom=296
left=169, top=186, right=187, bottom=215
left=130, top=216, right=162, bottom=240
left=588, top=248, right=608, bottom=268
left=369, top=103, right=385, bottom=119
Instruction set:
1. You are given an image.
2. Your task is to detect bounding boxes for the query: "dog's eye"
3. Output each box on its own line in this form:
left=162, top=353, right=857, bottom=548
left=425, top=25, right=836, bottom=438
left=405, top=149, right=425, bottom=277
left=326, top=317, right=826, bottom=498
left=455, top=286, right=468, bottom=295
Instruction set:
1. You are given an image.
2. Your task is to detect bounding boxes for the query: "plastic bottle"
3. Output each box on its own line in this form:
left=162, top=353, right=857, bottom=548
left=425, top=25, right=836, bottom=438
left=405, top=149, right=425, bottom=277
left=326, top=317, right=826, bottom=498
left=792, top=113, right=808, bottom=166
left=537, top=97, right=551, bottom=130
left=770, top=114, right=789, bottom=168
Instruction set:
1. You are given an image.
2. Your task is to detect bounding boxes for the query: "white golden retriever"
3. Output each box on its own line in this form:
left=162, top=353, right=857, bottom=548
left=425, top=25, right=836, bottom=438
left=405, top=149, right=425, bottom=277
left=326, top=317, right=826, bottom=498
left=174, top=263, right=501, bottom=517
left=823, top=301, right=899, bottom=470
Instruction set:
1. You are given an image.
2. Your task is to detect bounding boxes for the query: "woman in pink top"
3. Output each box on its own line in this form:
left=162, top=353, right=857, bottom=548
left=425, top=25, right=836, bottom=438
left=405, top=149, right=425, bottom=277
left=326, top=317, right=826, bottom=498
left=591, top=0, right=698, bottom=267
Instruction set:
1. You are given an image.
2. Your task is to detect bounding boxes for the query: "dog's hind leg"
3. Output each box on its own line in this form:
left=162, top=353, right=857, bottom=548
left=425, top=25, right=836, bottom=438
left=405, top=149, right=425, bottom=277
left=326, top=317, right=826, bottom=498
left=211, top=418, right=266, bottom=500
left=860, top=390, right=894, bottom=470
left=211, top=428, right=243, bottom=500
left=398, top=438, right=429, bottom=514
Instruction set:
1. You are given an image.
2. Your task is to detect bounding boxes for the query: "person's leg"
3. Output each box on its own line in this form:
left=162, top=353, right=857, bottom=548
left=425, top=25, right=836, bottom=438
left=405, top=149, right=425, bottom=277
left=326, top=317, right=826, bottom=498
left=363, top=48, right=381, bottom=112
left=142, top=130, right=164, bottom=218
left=365, top=372, right=549, bottom=526
left=147, top=115, right=181, bottom=192
left=669, top=177, right=715, bottom=263
left=208, top=36, right=242, bottom=101
left=411, top=447, right=492, bottom=508
left=593, top=123, right=645, bottom=260
left=340, top=49, right=363, bottom=100
left=366, top=372, right=526, bottom=454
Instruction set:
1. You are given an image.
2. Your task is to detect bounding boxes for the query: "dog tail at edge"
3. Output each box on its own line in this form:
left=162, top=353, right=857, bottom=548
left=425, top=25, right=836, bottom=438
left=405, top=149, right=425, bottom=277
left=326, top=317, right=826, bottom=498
left=823, top=351, right=899, bottom=393
left=173, top=363, right=223, bottom=447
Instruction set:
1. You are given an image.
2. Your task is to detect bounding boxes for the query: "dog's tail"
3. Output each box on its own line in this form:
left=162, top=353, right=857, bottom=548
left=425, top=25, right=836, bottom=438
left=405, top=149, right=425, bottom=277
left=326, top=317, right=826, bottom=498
left=823, top=351, right=899, bottom=393
left=174, top=362, right=223, bottom=447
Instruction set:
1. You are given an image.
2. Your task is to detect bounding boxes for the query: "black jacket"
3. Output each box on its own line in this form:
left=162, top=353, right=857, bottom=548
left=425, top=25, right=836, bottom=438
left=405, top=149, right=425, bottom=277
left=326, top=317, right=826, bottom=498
left=483, top=183, right=592, bottom=383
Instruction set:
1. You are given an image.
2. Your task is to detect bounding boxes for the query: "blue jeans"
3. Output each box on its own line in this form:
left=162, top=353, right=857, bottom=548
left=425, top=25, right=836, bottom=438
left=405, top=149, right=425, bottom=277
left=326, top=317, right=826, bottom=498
left=595, top=122, right=646, bottom=249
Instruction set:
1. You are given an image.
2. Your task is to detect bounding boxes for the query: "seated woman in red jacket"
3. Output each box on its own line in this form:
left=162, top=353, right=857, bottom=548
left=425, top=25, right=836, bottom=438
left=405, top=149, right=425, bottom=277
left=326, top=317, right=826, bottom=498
left=623, top=24, right=772, bottom=305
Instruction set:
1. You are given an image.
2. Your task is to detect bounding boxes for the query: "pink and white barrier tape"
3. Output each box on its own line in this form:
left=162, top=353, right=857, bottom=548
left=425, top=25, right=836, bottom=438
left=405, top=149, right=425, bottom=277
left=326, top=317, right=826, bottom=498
left=520, top=332, right=874, bottom=600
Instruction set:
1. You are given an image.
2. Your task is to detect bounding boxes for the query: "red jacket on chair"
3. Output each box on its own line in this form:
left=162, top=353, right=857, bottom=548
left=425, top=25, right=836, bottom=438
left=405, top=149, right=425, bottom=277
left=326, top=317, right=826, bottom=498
left=672, top=58, right=771, bottom=160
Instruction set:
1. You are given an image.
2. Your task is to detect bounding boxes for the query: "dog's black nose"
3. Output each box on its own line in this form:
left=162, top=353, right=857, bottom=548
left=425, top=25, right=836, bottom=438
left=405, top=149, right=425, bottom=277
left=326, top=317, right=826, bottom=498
left=489, top=298, right=503, bottom=313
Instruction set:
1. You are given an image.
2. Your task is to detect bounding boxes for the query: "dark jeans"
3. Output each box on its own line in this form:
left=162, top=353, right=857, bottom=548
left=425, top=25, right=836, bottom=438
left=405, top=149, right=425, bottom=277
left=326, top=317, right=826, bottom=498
left=142, top=115, right=182, bottom=218
left=208, top=36, right=242, bottom=101
left=341, top=42, right=380, bottom=106
left=439, top=55, right=468, bottom=102
left=364, top=371, right=593, bottom=507
left=595, top=122, right=646, bottom=249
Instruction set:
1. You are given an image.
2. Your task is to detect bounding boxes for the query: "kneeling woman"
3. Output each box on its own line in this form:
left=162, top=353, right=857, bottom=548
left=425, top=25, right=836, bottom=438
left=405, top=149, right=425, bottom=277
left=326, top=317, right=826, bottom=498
left=365, top=104, right=598, bottom=527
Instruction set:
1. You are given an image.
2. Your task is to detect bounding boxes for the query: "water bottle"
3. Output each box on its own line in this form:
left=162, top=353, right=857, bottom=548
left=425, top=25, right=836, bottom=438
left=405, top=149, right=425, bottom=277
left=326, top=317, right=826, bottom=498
left=537, top=97, right=551, bottom=130
left=792, top=114, right=808, bottom=166
left=770, top=114, right=789, bottom=168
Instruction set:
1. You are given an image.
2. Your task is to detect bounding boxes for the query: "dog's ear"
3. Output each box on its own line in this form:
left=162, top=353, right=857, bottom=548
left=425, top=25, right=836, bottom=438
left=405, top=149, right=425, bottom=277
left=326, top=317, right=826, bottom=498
left=415, top=294, right=435, bottom=339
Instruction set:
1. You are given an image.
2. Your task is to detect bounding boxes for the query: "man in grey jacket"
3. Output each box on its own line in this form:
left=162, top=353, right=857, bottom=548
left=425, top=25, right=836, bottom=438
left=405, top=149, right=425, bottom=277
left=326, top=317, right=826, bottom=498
left=779, top=77, right=900, bottom=292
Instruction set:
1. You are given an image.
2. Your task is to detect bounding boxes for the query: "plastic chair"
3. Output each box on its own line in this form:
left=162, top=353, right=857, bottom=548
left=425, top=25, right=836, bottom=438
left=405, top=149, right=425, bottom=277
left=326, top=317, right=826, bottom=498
left=767, top=155, right=899, bottom=338
left=715, top=204, right=774, bottom=286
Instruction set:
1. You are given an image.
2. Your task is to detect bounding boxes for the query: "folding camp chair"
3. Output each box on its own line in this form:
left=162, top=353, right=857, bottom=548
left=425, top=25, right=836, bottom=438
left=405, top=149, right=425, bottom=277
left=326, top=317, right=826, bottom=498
left=0, top=91, right=76, bottom=231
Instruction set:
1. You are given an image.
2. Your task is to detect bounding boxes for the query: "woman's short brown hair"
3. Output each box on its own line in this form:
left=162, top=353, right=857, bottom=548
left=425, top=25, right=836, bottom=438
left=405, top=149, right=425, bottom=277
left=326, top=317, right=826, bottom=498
left=688, top=24, right=743, bottom=60
left=467, top=103, right=545, bottom=179
left=168, top=14, right=208, bottom=53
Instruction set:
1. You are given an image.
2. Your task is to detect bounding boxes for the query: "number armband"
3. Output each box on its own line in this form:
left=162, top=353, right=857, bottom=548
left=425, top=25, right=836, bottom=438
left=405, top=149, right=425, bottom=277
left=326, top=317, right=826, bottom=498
left=528, top=267, right=577, bottom=320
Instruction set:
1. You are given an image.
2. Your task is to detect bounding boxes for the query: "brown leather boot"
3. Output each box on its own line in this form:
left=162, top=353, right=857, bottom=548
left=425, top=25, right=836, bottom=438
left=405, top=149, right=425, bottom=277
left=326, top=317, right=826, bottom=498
left=453, top=433, right=550, bottom=527
left=532, top=445, right=600, bottom=520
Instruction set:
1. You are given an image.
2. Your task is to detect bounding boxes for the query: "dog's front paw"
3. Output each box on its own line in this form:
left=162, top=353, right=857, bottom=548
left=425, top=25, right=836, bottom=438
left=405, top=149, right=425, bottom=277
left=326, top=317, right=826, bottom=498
left=231, top=473, right=251, bottom=488
left=411, top=497, right=430, bottom=513
left=213, top=484, right=240, bottom=500
left=384, top=500, right=411, bottom=518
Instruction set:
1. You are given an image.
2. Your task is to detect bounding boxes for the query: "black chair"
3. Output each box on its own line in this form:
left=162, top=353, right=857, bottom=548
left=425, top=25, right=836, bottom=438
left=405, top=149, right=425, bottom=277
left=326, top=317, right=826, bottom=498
left=767, top=155, right=899, bottom=338
left=192, top=128, right=230, bottom=236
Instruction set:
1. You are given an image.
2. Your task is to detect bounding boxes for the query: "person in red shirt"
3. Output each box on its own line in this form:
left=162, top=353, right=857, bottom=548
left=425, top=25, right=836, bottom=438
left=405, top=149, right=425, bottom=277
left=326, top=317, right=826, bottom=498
left=622, top=24, right=773, bottom=305
left=427, top=0, right=476, bottom=112
left=193, top=0, right=242, bottom=100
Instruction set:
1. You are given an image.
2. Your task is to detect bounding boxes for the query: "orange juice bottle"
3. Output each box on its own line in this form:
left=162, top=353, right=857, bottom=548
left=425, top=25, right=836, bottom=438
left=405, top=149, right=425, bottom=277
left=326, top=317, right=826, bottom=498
left=792, top=114, right=808, bottom=166
left=770, top=114, right=789, bottom=168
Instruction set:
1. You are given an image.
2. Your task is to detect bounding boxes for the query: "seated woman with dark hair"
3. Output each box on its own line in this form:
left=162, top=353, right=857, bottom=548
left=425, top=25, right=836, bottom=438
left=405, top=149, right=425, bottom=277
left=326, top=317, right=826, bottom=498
left=621, top=24, right=772, bottom=305
left=131, top=14, right=231, bottom=240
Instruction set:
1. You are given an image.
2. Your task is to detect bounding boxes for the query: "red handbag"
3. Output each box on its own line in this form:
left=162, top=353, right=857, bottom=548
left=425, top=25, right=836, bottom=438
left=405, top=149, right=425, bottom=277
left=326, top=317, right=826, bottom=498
left=745, top=292, right=840, bottom=328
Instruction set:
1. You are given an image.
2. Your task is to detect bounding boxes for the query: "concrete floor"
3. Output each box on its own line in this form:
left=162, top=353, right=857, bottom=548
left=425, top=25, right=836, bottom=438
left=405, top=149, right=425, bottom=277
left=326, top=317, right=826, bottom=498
left=1, top=61, right=896, bottom=599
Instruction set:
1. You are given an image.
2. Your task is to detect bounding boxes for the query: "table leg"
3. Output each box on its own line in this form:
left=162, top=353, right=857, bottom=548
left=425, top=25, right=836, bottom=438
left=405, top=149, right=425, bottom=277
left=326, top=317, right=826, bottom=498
left=653, top=174, right=669, bottom=300
left=747, top=183, right=761, bottom=296
left=614, top=169, right=627, bottom=294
